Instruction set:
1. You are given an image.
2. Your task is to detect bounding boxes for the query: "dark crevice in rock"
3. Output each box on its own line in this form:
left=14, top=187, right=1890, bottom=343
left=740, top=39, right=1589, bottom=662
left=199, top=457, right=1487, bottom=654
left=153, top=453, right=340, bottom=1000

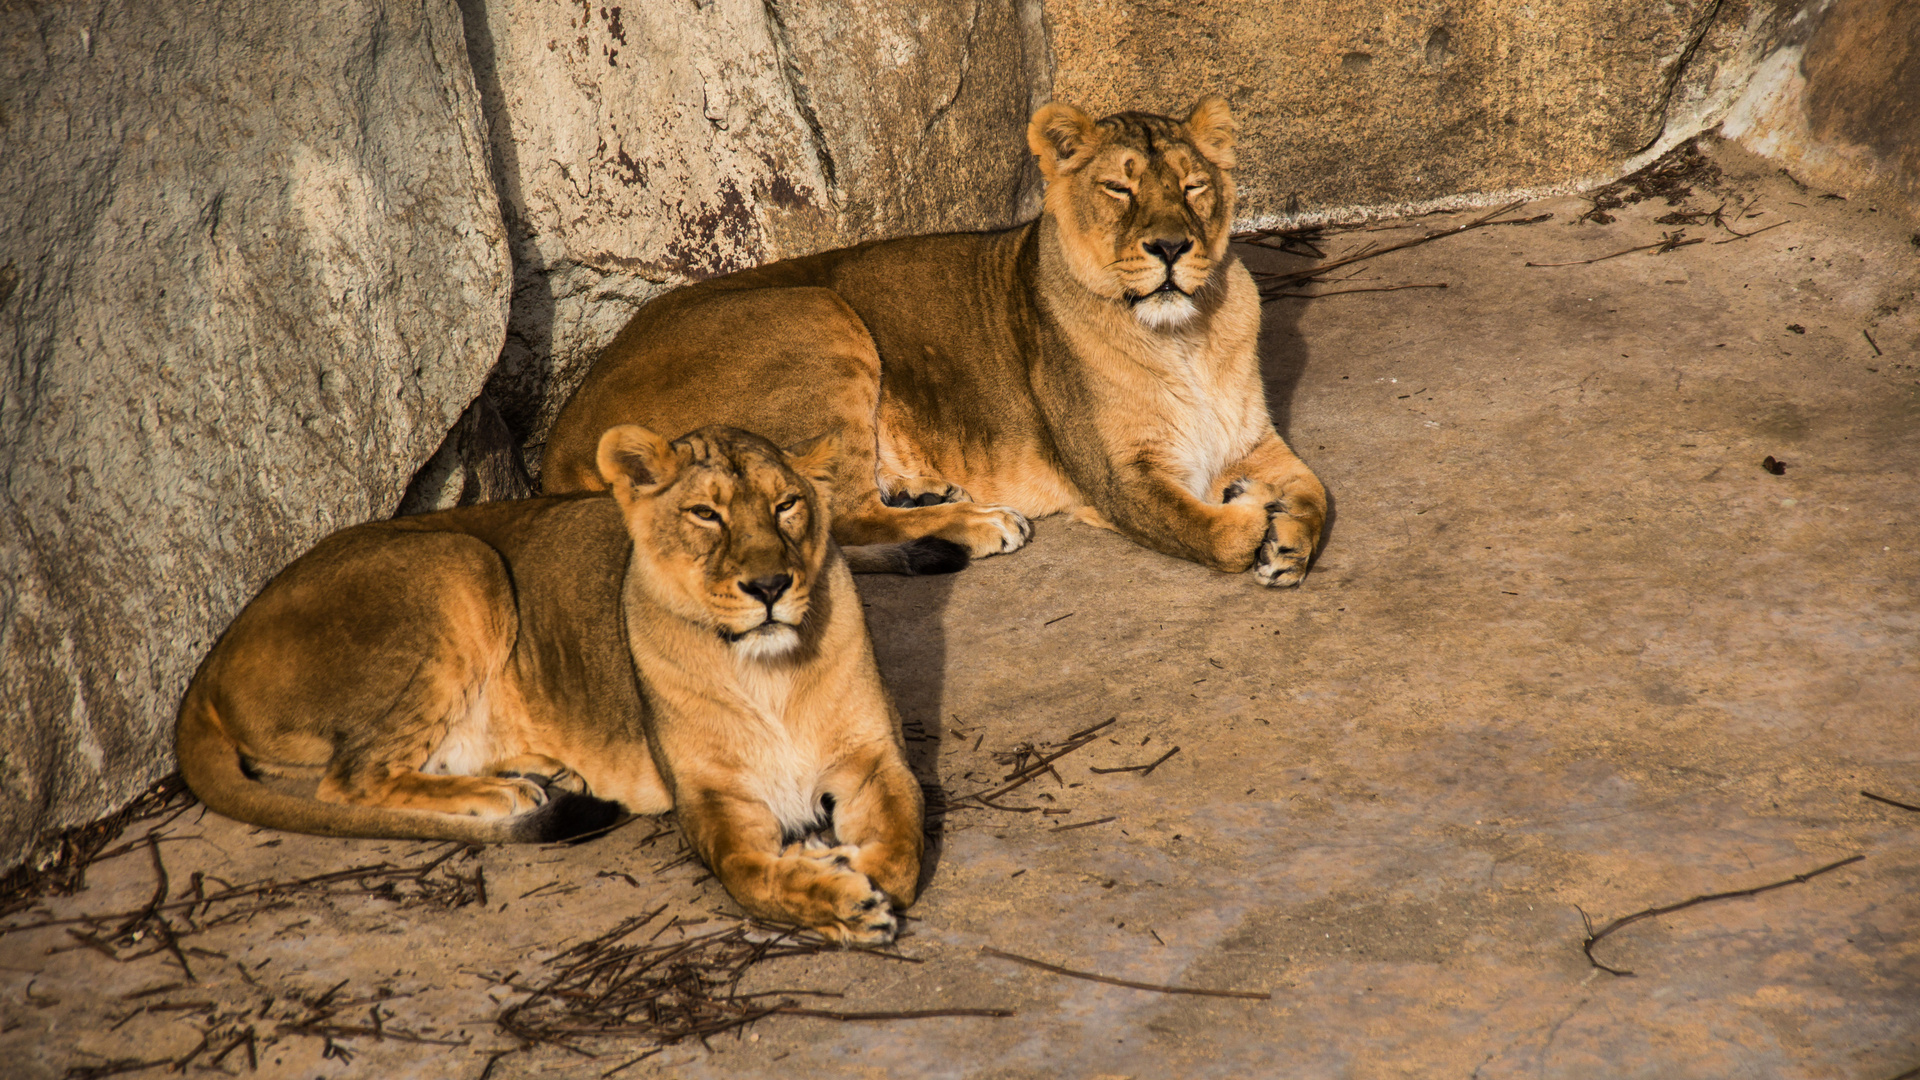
left=921, top=0, right=984, bottom=143
left=761, top=0, right=840, bottom=205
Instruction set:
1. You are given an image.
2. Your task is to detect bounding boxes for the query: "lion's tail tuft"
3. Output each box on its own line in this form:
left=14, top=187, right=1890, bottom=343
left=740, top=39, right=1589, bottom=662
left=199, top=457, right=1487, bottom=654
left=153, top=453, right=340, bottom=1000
left=841, top=537, right=970, bottom=576
left=517, top=792, right=626, bottom=843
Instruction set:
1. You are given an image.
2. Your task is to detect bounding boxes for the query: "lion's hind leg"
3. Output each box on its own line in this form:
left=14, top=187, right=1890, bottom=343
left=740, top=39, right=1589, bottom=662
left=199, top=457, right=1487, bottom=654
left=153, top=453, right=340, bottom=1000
left=834, top=490, right=1033, bottom=560
left=488, top=753, right=588, bottom=796
left=842, top=475, right=1014, bottom=573
left=879, top=475, right=973, bottom=507
left=314, top=662, right=627, bottom=838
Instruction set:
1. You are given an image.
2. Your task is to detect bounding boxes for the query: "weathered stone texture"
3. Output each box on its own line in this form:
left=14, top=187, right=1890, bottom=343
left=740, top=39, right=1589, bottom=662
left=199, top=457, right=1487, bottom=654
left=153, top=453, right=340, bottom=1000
left=1043, top=0, right=1804, bottom=222
left=1725, top=0, right=1920, bottom=213
left=0, top=0, right=511, bottom=869
left=455, top=0, right=1052, bottom=463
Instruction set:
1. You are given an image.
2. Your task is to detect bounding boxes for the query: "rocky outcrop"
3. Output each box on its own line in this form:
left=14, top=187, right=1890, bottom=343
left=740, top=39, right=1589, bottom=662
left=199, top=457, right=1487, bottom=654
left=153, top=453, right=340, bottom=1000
left=1725, top=0, right=1920, bottom=213
left=452, top=0, right=1052, bottom=469
left=1044, top=0, right=1809, bottom=223
left=0, top=0, right=511, bottom=870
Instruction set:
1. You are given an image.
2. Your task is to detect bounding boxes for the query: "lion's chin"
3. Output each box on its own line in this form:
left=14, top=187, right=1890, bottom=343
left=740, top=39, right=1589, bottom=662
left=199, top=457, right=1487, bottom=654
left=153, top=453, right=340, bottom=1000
left=729, top=623, right=802, bottom=662
left=1131, top=289, right=1199, bottom=330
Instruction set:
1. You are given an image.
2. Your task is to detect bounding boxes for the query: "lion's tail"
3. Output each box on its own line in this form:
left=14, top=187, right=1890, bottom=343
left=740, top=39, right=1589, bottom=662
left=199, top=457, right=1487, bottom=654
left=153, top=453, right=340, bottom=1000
left=174, top=688, right=620, bottom=845
left=840, top=537, right=970, bottom=576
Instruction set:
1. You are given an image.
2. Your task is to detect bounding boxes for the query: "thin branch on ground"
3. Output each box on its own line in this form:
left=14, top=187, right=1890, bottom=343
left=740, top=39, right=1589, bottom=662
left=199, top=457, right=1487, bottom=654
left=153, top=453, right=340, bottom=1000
left=492, top=911, right=1000, bottom=1070
left=980, top=946, right=1269, bottom=1000
left=1711, top=219, right=1790, bottom=244
left=1527, top=230, right=1704, bottom=267
left=1862, top=790, right=1920, bottom=813
left=956, top=718, right=1116, bottom=809
left=1, top=775, right=195, bottom=921
left=1249, top=200, right=1550, bottom=297
left=1265, top=283, right=1449, bottom=299
left=5, top=843, right=488, bottom=941
left=1090, top=747, right=1182, bottom=776
left=1048, top=816, right=1116, bottom=834
left=1579, top=854, right=1865, bottom=976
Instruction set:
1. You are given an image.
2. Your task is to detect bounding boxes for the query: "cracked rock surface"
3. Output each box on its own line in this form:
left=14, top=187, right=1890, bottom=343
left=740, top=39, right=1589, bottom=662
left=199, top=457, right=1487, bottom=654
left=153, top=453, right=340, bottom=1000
left=0, top=0, right=511, bottom=875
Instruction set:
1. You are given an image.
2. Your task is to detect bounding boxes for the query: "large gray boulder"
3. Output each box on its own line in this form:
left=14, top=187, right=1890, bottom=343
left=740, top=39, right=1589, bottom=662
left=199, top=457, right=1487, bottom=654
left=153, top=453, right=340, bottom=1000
left=454, top=0, right=1053, bottom=466
left=0, top=0, right=511, bottom=870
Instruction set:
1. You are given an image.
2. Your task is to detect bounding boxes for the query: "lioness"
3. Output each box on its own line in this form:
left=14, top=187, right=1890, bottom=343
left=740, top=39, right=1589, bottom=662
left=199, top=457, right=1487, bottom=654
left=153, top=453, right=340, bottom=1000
left=542, top=96, right=1325, bottom=586
left=176, top=426, right=922, bottom=943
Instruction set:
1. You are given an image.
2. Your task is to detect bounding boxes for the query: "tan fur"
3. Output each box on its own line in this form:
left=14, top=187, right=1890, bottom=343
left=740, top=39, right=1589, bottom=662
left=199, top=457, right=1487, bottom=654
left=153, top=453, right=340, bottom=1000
left=542, top=96, right=1325, bottom=585
left=176, top=426, right=921, bottom=944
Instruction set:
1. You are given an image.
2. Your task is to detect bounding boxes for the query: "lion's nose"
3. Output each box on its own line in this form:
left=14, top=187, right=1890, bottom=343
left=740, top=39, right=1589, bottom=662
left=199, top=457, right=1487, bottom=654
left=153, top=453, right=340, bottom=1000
left=1143, top=237, right=1192, bottom=266
left=739, top=574, right=793, bottom=606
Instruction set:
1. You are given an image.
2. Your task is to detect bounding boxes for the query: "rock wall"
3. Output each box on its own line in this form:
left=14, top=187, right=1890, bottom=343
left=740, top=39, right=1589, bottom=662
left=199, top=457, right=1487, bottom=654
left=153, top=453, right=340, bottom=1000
left=0, top=0, right=511, bottom=871
left=454, top=0, right=1053, bottom=470
left=1724, top=0, right=1920, bottom=214
left=1044, top=0, right=1809, bottom=225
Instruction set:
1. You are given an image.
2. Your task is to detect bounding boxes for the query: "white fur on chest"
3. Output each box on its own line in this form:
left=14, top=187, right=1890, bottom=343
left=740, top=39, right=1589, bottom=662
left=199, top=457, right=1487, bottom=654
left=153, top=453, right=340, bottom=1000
left=422, top=684, right=492, bottom=776
left=1148, top=336, right=1255, bottom=500
left=727, top=658, right=830, bottom=833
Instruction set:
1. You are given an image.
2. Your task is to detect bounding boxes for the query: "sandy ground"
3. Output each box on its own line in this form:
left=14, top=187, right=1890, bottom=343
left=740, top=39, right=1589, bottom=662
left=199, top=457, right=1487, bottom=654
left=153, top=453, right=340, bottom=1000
left=4, top=137, right=1917, bottom=1079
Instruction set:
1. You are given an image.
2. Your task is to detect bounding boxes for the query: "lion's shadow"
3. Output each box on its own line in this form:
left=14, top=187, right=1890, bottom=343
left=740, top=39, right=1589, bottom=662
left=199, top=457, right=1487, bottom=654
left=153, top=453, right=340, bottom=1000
left=1238, top=240, right=1337, bottom=555
left=855, top=571, right=958, bottom=894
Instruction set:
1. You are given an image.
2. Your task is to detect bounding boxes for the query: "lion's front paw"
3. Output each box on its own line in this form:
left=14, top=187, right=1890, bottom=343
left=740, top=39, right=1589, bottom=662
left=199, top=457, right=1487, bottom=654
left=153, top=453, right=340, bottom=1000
left=816, top=877, right=900, bottom=946
left=1221, top=476, right=1278, bottom=506
left=778, top=844, right=900, bottom=946
left=1254, top=509, right=1316, bottom=588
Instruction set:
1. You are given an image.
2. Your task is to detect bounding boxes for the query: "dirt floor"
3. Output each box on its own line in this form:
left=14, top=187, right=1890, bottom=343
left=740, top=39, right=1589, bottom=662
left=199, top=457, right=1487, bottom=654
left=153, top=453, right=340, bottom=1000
left=4, top=136, right=1918, bottom=1079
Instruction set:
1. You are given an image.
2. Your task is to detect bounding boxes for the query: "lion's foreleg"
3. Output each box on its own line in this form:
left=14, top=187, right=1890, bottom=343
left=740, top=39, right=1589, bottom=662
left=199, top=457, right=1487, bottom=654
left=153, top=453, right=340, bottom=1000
left=677, top=787, right=901, bottom=945
left=1094, top=464, right=1273, bottom=573
left=1216, top=432, right=1327, bottom=587
left=821, top=746, right=925, bottom=907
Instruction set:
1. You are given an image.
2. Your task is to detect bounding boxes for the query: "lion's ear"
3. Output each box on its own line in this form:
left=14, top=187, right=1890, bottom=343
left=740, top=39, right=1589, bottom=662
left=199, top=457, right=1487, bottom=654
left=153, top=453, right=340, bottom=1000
left=1028, top=102, right=1097, bottom=179
left=1184, top=95, right=1237, bottom=169
left=783, top=432, right=838, bottom=484
left=597, top=424, right=681, bottom=492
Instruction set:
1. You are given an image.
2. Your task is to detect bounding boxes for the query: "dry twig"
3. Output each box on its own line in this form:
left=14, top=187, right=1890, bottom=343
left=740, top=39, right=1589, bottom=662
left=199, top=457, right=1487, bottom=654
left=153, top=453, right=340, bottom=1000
left=1862, top=790, right=1920, bottom=813
left=1265, top=282, right=1449, bottom=299
left=1090, top=747, right=1181, bottom=776
left=980, top=946, right=1269, bottom=1000
left=1526, top=230, right=1704, bottom=267
left=493, top=911, right=1004, bottom=1068
left=1250, top=200, right=1548, bottom=298
left=1711, top=218, right=1790, bottom=243
left=956, top=718, right=1116, bottom=809
left=1579, top=854, right=1865, bottom=976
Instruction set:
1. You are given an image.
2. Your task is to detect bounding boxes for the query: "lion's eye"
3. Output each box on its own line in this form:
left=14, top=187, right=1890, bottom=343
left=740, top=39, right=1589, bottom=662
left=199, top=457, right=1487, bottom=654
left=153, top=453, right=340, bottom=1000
left=775, top=497, right=799, bottom=514
left=688, top=505, right=720, bottom=522
left=1102, top=181, right=1132, bottom=199
left=1185, top=181, right=1209, bottom=197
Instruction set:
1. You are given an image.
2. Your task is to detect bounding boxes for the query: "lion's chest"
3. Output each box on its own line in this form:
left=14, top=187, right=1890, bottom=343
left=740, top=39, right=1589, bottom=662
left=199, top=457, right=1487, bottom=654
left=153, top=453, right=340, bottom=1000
left=726, top=667, right=835, bottom=832
left=1150, top=341, right=1256, bottom=500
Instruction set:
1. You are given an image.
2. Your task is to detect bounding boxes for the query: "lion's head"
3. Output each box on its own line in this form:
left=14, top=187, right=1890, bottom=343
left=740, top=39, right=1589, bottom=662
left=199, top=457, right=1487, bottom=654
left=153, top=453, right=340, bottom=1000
left=1027, top=96, right=1238, bottom=330
left=597, top=424, right=837, bottom=661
